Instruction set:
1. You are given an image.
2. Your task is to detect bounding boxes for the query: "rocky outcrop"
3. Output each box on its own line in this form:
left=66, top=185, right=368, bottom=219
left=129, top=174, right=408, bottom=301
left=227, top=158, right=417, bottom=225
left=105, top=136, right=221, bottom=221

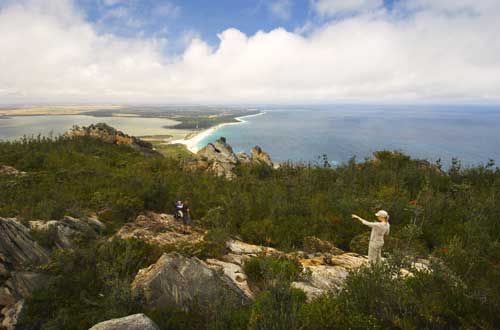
left=132, top=253, right=251, bottom=311
left=88, top=313, right=159, bottom=330
left=66, top=123, right=155, bottom=154
left=0, top=217, right=50, bottom=330
left=117, top=212, right=428, bottom=305
left=115, top=212, right=205, bottom=246
left=250, top=146, right=273, bottom=167
left=197, top=137, right=238, bottom=179
left=194, top=138, right=274, bottom=179
left=29, top=216, right=105, bottom=250
left=0, top=166, right=25, bottom=177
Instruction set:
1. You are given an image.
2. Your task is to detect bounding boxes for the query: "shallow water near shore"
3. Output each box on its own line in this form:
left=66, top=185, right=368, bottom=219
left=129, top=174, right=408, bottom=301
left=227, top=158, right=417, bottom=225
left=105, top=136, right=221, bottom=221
left=197, top=105, right=500, bottom=167
left=0, top=115, right=180, bottom=140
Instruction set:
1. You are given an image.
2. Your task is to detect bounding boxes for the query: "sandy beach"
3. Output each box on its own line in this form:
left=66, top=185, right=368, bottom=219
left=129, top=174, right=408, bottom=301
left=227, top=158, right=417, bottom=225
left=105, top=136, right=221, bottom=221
left=169, top=111, right=265, bottom=153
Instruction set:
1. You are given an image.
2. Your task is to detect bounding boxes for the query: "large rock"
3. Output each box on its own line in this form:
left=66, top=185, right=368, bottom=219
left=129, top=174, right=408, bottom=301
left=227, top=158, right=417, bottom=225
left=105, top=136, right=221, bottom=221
left=88, top=314, right=159, bottom=330
left=66, top=123, right=156, bottom=155
left=0, top=218, right=49, bottom=271
left=197, top=137, right=238, bottom=179
left=132, top=253, right=251, bottom=310
left=29, top=216, right=105, bottom=250
left=0, top=218, right=50, bottom=329
left=205, top=258, right=254, bottom=299
left=196, top=138, right=274, bottom=179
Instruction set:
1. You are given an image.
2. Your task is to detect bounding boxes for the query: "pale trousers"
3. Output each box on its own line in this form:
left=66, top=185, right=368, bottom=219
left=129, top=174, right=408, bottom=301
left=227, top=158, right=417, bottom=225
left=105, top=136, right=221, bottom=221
left=368, top=240, right=384, bottom=263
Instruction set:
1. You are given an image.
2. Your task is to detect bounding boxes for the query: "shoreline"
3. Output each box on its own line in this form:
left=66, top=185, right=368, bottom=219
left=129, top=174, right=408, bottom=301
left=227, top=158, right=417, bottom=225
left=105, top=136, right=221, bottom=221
left=169, top=111, right=266, bottom=153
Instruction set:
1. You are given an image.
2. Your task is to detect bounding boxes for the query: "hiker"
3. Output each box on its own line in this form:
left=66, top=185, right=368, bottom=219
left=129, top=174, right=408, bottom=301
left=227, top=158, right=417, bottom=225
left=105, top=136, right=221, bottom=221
left=174, top=200, right=184, bottom=220
left=182, top=200, right=191, bottom=226
left=351, top=210, right=390, bottom=263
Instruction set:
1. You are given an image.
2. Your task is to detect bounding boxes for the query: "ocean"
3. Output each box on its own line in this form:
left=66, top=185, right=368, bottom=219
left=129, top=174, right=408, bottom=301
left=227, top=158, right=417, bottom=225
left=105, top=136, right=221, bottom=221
left=1, top=105, right=499, bottom=167
left=196, top=105, right=500, bottom=167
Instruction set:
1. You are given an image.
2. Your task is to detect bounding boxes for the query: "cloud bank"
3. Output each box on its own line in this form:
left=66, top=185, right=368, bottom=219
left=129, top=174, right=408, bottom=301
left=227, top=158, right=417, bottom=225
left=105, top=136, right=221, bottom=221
left=0, top=0, right=499, bottom=104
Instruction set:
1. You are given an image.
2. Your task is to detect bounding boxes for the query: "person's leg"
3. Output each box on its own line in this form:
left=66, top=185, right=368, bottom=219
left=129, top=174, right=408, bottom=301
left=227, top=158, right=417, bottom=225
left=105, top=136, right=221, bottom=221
left=368, top=241, right=376, bottom=263
left=368, top=241, right=382, bottom=263
left=377, top=244, right=382, bottom=262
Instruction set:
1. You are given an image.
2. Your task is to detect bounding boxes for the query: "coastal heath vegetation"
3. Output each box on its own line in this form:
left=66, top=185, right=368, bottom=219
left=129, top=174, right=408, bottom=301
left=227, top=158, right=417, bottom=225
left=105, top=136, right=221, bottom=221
left=1, top=135, right=499, bottom=329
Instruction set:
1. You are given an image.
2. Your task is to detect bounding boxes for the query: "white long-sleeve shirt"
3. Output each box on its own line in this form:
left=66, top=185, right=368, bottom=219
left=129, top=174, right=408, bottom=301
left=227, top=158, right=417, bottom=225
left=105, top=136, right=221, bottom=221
left=361, top=220, right=390, bottom=243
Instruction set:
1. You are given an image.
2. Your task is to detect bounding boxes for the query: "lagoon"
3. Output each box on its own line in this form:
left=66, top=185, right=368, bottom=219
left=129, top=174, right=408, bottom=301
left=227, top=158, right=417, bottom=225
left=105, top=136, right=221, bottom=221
left=0, top=115, right=179, bottom=140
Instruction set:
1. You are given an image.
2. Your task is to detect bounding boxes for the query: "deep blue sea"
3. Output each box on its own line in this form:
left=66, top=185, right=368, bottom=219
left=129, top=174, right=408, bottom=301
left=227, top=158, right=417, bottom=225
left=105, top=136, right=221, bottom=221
left=196, top=105, right=500, bottom=167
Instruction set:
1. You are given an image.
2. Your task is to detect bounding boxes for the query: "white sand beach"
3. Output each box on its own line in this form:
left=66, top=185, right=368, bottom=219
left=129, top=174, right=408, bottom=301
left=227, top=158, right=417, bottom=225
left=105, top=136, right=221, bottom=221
left=169, top=111, right=265, bottom=153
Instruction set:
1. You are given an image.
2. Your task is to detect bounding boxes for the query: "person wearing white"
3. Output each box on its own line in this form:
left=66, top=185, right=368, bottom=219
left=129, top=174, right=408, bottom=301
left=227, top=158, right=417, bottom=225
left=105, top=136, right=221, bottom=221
left=351, top=210, right=390, bottom=263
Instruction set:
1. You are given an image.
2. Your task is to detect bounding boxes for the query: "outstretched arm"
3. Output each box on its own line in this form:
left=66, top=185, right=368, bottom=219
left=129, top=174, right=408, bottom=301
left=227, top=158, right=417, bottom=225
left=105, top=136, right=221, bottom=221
left=352, top=214, right=377, bottom=227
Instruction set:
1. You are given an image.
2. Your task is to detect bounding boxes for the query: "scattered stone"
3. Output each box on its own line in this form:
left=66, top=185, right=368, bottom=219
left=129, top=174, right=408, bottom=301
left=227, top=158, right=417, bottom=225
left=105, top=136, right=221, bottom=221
left=88, top=313, right=159, bottom=330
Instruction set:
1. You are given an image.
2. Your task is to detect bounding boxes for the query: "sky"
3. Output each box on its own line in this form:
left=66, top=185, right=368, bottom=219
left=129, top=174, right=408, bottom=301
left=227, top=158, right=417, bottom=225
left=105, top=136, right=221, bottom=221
left=0, top=0, right=499, bottom=105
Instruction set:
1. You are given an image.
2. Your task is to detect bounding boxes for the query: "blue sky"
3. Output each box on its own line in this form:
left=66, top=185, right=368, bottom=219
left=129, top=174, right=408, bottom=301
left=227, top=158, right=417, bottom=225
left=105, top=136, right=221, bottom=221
left=0, top=0, right=499, bottom=104
left=76, top=0, right=397, bottom=50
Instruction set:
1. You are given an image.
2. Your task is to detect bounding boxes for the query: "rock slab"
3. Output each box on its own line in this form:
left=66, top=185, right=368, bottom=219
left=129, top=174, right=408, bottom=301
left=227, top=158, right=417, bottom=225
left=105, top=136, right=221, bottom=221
left=132, top=252, right=251, bottom=310
left=88, top=313, right=159, bottom=330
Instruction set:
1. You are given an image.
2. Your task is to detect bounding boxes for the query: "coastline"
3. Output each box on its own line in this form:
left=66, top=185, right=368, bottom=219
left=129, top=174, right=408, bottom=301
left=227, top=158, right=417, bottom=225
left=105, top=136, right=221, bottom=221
left=169, top=111, right=266, bottom=153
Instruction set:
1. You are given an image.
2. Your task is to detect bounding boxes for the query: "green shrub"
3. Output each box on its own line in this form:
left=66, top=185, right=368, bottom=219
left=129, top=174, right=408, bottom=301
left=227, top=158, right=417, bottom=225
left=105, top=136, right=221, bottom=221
left=30, top=226, right=59, bottom=250
left=19, top=238, right=161, bottom=330
left=248, top=286, right=306, bottom=330
left=244, top=255, right=302, bottom=290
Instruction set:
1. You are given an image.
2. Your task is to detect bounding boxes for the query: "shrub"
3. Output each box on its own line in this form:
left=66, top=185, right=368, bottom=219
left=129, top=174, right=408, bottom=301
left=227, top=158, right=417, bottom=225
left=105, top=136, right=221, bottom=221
left=244, top=255, right=302, bottom=290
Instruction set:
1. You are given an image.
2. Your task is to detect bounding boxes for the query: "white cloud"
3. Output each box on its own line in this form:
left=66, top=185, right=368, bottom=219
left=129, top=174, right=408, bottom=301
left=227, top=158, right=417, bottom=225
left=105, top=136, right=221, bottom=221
left=105, top=6, right=128, bottom=19
left=269, top=0, right=292, bottom=20
left=0, top=0, right=499, bottom=104
left=153, top=2, right=180, bottom=18
left=311, top=0, right=383, bottom=16
left=102, top=0, right=122, bottom=6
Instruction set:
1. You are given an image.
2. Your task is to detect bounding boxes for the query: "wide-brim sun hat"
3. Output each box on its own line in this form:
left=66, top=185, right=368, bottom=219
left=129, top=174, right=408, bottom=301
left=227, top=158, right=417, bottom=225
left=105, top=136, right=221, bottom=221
left=375, top=210, right=389, bottom=218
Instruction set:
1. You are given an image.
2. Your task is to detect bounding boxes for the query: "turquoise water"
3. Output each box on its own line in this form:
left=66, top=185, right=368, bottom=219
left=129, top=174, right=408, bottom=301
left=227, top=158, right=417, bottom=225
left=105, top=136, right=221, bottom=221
left=0, top=115, right=179, bottom=140
left=196, top=105, right=500, bottom=167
